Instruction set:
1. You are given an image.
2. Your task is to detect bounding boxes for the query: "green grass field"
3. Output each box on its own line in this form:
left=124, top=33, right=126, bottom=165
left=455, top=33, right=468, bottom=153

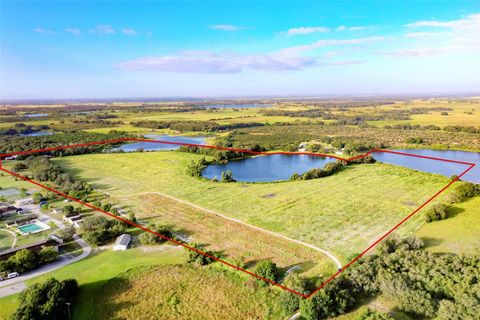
left=55, top=152, right=454, bottom=260
left=0, top=229, right=14, bottom=251
left=416, top=195, right=480, bottom=254
left=91, top=264, right=289, bottom=320
left=0, top=245, right=185, bottom=319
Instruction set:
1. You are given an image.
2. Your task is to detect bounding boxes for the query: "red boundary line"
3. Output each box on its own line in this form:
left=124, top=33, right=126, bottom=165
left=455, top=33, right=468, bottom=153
left=0, top=138, right=476, bottom=299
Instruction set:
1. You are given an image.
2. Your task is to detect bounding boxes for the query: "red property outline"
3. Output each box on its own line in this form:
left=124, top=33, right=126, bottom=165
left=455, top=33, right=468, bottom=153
left=0, top=138, right=476, bottom=299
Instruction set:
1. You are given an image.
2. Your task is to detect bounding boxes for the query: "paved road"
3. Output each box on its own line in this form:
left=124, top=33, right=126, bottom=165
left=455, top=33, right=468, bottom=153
left=127, top=191, right=343, bottom=270
left=0, top=235, right=91, bottom=298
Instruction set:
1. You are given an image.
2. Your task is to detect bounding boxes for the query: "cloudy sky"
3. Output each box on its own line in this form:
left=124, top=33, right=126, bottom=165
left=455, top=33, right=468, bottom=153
left=1, top=1, right=479, bottom=99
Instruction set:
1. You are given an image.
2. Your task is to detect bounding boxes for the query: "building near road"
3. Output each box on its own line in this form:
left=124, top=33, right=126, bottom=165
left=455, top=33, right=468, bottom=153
left=0, top=203, right=18, bottom=217
left=15, top=198, right=34, bottom=207
left=113, top=234, right=131, bottom=251
left=0, top=238, right=60, bottom=260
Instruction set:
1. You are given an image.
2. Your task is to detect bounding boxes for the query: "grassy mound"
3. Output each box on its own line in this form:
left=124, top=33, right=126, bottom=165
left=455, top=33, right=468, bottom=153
left=92, top=265, right=288, bottom=320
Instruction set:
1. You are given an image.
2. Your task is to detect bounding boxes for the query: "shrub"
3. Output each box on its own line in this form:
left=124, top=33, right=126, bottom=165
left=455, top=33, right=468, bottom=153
left=253, top=259, right=278, bottom=285
left=425, top=204, right=449, bottom=222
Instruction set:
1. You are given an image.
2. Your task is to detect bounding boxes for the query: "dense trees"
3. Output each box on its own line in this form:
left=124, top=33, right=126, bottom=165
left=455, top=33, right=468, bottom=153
left=424, top=203, right=449, bottom=222
left=12, top=278, right=78, bottom=320
left=131, top=120, right=264, bottom=132
left=80, top=216, right=126, bottom=246
left=0, top=248, right=59, bottom=274
left=0, top=130, right=131, bottom=155
left=139, top=224, right=172, bottom=245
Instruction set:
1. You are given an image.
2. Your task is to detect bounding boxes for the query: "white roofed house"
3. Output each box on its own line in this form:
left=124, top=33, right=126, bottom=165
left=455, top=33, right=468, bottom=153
left=113, top=234, right=131, bottom=251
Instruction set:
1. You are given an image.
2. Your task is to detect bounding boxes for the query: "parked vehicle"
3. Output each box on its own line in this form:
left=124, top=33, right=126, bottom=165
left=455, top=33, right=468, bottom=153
left=7, top=272, right=20, bottom=279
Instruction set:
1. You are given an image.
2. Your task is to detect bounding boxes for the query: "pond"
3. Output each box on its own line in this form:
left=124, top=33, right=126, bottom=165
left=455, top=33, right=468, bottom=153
left=202, top=154, right=336, bottom=182
left=372, top=149, right=480, bottom=184
left=24, top=113, right=49, bottom=118
left=20, top=131, right=54, bottom=137
left=201, top=103, right=273, bottom=109
left=117, top=134, right=207, bottom=152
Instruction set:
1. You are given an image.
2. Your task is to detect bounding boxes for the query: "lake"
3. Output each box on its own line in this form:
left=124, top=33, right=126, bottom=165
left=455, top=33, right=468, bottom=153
left=372, top=149, right=480, bottom=184
left=202, top=149, right=480, bottom=183
left=117, top=134, right=207, bottom=152
left=202, top=154, right=336, bottom=182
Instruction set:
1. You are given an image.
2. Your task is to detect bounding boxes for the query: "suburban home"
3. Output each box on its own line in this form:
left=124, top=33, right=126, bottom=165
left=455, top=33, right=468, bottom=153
left=0, top=203, right=18, bottom=217
left=113, top=234, right=131, bottom=251
left=63, top=215, right=83, bottom=229
left=0, top=238, right=60, bottom=261
left=15, top=198, right=34, bottom=207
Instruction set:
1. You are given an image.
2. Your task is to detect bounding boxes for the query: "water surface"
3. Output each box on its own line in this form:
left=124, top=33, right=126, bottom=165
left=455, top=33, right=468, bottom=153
left=117, top=134, right=207, bottom=152
left=372, top=149, right=480, bottom=183
left=202, top=154, right=336, bottom=182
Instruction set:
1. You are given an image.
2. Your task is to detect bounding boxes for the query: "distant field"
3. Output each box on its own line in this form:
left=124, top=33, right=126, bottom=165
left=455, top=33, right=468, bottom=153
left=55, top=152, right=454, bottom=260
left=416, top=195, right=480, bottom=254
left=92, top=265, right=289, bottom=320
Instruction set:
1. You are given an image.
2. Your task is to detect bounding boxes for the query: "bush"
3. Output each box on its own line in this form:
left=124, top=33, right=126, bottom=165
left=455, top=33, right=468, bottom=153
left=139, top=224, right=172, bottom=245
left=253, top=259, right=278, bottom=285
left=425, top=204, right=449, bottom=222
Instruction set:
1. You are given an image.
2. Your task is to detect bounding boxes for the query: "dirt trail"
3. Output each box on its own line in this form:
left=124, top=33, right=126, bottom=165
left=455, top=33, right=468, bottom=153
left=125, top=191, right=343, bottom=269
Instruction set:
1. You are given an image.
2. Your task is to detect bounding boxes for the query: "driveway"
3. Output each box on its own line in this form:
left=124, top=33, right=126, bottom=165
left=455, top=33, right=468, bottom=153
left=0, top=235, right=91, bottom=298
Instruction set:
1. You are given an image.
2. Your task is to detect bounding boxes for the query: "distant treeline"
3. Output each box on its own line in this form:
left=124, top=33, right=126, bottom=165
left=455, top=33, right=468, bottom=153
left=0, top=123, right=50, bottom=136
left=131, top=120, right=264, bottom=132
left=384, top=123, right=480, bottom=134
left=0, top=130, right=132, bottom=156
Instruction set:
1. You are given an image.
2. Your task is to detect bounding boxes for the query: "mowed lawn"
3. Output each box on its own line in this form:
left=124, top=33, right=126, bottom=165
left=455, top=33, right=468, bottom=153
left=416, top=195, right=480, bottom=254
left=0, top=246, right=185, bottom=320
left=92, top=265, right=289, bottom=320
left=55, top=152, right=453, bottom=259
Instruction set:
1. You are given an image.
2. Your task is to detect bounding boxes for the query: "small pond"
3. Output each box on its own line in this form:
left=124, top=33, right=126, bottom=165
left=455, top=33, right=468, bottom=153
left=24, top=113, right=49, bottom=118
left=202, top=154, right=336, bottom=182
left=117, top=134, right=207, bottom=152
left=201, top=103, right=273, bottom=109
left=20, top=131, right=54, bottom=137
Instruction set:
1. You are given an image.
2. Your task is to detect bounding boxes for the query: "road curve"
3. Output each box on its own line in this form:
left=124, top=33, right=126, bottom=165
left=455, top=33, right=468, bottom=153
left=127, top=191, right=343, bottom=270
left=0, top=235, right=92, bottom=298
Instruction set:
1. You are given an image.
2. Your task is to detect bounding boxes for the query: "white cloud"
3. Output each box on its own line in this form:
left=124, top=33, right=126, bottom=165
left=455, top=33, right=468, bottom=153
left=285, top=26, right=330, bottom=36
left=404, top=13, right=480, bottom=30
left=336, top=25, right=369, bottom=31
left=34, top=28, right=53, bottom=35
left=118, top=50, right=361, bottom=73
left=279, top=36, right=384, bottom=56
left=89, top=25, right=115, bottom=34
left=209, top=25, right=244, bottom=31
left=388, top=13, right=480, bottom=58
left=65, top=28, right=81, bottom=35
left=403, top=31, right=445, bottom=38
left=122, top=28, right=137, bottom=35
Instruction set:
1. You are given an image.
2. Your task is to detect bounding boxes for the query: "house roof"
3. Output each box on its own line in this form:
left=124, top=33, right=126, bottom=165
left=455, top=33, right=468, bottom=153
left=114, top=234, right=131, bottom=246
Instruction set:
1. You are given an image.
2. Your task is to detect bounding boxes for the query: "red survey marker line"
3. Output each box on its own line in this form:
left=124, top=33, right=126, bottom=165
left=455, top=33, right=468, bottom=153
left=0, top=138, right=475, bottom=298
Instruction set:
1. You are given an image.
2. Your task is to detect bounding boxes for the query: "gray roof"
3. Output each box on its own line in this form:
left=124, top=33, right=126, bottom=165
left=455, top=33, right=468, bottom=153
left=114, top=234, right=131, bottom=246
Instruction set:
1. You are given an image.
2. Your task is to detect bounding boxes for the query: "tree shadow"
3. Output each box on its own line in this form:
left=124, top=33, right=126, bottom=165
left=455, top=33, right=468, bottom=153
left=446, top=206, right=465, bottom=219
left=420, top=236, right=443, bottom=248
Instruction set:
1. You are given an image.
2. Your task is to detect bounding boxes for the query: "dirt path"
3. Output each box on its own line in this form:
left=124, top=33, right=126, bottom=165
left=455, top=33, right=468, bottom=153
left=126, top=191, right=343, bottom=270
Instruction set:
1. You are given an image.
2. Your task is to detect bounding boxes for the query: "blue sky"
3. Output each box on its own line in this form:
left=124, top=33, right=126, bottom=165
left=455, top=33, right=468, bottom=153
left=1, top=1, right=479, bottom=100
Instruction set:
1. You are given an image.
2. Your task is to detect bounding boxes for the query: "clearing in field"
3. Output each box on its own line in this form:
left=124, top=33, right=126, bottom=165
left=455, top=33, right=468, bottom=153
left=0, top=140, right=473, bottom=296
